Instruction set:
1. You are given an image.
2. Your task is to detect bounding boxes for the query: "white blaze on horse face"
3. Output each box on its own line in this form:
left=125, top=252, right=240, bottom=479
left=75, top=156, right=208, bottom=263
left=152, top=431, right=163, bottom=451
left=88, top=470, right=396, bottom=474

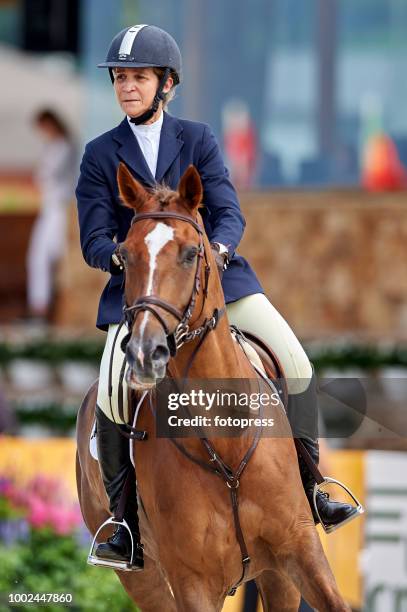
left=144, top=223, right=174, bottom=294
left=139, top=222, right=175, bottom=346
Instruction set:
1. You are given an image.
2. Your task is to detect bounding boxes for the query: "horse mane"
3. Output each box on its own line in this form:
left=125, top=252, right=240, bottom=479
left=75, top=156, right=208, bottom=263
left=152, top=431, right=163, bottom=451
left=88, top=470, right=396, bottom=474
left=151, top=184, right=197, bottom=217
left=152, top=184, right=177, bottom=209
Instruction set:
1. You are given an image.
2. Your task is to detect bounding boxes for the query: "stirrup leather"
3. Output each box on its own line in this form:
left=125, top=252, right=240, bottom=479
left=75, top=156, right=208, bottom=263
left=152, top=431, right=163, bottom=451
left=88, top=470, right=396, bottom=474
left=312, top=476, right=364, bottom=534
left=87, top=517, right=143, bottom=571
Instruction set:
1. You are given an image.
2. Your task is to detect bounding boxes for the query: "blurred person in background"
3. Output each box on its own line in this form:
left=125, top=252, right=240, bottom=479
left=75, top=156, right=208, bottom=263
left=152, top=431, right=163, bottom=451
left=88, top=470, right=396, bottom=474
left=222, top=99, right=258, bottom=189
left=26, top=109, right=76, bottom=323
left=76, top=24, right=360, bottom=569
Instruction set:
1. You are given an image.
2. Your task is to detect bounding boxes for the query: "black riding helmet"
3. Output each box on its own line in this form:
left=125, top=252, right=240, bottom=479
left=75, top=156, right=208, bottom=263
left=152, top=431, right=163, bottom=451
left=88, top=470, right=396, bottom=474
left=98, top=24, right=182, bottom=125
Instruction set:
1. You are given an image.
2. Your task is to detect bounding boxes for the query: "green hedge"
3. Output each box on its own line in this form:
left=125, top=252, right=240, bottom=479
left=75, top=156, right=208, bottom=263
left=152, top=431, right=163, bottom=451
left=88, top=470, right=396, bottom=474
left=0, top=528, right=138, bottom=612
left=13, top=402, right=77, bottom=433
left=306, top=342, right=407, bottom=371
left=1, top=338, right=407, bottom=370
left=0, top=339, right=103, bottom=366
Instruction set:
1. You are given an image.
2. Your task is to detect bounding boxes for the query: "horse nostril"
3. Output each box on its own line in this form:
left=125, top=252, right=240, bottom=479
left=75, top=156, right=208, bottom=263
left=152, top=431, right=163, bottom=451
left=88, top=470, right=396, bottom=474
left=151, top=344, right=170, bottom=363
left=125, top=343, right=137, bottom=366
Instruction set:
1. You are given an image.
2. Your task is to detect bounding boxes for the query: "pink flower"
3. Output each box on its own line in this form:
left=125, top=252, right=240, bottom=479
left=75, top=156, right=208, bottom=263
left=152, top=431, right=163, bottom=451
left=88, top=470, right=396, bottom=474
left=0, top=478, right=13, bottom=496
left=27, top=476, right=65, bottom=506
left=1, top=473, right=81, bottom=536
left=27, top=497, right=48, bottom=529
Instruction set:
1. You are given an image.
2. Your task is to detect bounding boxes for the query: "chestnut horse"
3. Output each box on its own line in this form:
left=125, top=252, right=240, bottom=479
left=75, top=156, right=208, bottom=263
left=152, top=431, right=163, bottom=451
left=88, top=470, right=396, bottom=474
left=76, top=163, right=350, bottom=612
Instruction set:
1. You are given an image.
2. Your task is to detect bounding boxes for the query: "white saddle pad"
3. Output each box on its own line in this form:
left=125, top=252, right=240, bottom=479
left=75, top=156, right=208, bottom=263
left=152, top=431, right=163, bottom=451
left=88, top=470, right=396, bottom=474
left=89, top=421, right=98, bottom=461
left=231, top=328, right=266, bottom=375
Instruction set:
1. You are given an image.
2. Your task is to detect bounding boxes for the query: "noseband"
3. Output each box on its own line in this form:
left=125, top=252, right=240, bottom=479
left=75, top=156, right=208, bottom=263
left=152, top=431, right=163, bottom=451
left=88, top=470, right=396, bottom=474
left=122, top=211, right=222, bottom=356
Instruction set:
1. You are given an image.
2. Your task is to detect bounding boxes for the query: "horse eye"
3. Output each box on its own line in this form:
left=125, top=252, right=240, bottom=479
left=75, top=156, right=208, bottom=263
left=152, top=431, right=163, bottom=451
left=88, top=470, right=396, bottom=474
left=182, top=246, right=198, bottom=265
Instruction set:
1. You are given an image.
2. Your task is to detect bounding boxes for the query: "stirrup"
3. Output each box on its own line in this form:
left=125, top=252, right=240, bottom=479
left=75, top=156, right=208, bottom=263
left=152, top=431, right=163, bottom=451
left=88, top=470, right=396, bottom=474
left=312, top=476, right=364, bottom=534
left=87, top=517, right=142, bottom=571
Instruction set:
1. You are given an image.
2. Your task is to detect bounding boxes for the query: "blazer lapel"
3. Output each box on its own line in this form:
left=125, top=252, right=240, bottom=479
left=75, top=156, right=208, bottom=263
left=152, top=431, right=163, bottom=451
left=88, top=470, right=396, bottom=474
left=155, top=112, right=184, bottom=184
left=113, top=117, right=156, bottom=187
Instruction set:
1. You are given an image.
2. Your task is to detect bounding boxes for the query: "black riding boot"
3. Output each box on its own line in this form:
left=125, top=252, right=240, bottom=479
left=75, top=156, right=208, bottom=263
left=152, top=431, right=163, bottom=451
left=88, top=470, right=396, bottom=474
left=287, top=371, right=358, bottom=530
left=298, top=436, right=359, bottom=530
left=94, top=406, right=144, bottom=569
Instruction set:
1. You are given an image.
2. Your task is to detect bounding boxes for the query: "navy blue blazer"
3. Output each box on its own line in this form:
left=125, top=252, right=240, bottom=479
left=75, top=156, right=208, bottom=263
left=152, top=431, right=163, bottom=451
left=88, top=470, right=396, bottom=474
left=76, top=112, right=263, bottom=330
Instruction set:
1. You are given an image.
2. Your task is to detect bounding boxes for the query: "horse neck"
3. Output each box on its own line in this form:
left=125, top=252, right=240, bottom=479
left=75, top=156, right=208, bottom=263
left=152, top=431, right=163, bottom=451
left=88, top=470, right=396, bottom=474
left=168, top=316, right=256, bottom=463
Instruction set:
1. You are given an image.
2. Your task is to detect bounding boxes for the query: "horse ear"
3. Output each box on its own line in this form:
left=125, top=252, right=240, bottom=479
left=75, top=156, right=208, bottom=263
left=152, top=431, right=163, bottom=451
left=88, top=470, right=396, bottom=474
left=178, top=165, right=203, bottom=211
left=117, top=162, right=148, bottom=211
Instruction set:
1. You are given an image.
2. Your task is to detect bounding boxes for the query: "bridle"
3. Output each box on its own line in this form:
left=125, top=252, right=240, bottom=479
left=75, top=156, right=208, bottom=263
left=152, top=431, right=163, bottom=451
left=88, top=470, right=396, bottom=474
left=121, top=211, right=224, bottom=358
left=111, top=208, right=225, bottom=437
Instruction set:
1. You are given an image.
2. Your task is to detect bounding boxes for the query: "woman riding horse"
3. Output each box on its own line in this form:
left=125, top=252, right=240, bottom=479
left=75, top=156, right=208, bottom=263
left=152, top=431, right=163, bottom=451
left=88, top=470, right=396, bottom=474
left=76, top=24, right=359, bottom=569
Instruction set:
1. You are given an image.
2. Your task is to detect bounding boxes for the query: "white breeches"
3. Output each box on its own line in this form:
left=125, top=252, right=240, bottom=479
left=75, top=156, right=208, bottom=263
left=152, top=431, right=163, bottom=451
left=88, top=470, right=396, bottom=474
left=26, top=206, right=68, bottom=312
left=226, top=294, right=313, bottom=391
left=97, top=292, right=313, bottom=423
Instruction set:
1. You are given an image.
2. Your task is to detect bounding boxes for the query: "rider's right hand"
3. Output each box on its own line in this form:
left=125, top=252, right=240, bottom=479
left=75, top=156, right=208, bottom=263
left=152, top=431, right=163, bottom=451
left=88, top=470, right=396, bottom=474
left=110, top=244, right=124, bottom=275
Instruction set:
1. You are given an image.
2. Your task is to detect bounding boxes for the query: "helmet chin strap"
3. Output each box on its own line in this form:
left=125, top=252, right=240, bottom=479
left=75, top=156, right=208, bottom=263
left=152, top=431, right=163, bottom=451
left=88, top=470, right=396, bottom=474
left=129, top=68, right=171, bottom=126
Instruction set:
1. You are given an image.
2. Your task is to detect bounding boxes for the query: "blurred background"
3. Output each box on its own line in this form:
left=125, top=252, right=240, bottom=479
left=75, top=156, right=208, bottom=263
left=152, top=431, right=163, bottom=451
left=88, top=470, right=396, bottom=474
left=0, top=1, right=407, bottom=611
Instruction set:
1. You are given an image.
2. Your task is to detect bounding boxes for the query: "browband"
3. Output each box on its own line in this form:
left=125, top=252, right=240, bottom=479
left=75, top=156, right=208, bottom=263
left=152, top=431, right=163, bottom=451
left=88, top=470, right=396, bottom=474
left=131, top=211, right=203, bottom=234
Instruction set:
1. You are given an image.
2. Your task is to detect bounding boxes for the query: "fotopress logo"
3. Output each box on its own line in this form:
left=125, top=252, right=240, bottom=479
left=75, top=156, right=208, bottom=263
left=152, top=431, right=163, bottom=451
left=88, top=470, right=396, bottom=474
left=156, top=379, right=284, bottom=438
left=155, top=374, right=404, bottom=442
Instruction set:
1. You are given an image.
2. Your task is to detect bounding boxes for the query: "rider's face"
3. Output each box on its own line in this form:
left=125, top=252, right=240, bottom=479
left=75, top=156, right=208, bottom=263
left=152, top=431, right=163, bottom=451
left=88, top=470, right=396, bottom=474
left=113, top=67, right=172, bottom=119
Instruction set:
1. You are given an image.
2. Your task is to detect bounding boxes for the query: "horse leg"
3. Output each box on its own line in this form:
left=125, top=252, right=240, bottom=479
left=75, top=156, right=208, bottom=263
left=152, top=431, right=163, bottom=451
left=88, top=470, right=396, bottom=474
left=285, top=527, right=351, bottom=612
left=169, top=573, right=225, bottom=612
left=255, top=568, right=301, bottom=612
left=79, top=458, right=177, bottom=612
left=77, top=398, right=178, bottom=612
left=116, top=563, right=177, bottom=612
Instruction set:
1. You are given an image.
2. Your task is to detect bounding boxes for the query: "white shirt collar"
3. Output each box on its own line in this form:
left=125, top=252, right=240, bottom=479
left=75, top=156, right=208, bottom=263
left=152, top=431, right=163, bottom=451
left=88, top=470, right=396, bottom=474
left=127, top=111, right=164, bottom=137
left=126, top=112, right=164, bottom=179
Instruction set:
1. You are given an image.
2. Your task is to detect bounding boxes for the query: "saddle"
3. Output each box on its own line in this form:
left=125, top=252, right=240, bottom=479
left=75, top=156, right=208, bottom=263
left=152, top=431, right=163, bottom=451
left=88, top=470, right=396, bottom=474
left=231, top=326, right=288, bottom=410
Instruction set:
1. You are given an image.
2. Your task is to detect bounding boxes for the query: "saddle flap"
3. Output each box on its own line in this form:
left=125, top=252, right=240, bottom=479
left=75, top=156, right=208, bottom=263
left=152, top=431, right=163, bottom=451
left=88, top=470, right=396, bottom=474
left=231, top=329, right=265, bottom=373
left=231, top=327, right=288, bottom=409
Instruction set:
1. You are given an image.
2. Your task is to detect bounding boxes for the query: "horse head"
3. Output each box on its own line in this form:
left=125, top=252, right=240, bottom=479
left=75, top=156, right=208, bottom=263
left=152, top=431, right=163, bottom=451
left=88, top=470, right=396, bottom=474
left=117, top=162, right=219, bottom=390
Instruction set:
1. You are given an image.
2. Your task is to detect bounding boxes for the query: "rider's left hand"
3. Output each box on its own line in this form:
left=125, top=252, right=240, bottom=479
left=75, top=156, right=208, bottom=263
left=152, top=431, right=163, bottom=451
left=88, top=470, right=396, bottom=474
left=210, top=243, right=229, bottom=279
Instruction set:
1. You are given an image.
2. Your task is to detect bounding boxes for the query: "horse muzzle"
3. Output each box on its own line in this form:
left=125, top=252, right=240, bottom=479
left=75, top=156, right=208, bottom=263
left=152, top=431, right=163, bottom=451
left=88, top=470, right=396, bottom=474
left=125, top=335, right=170, bottom=390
